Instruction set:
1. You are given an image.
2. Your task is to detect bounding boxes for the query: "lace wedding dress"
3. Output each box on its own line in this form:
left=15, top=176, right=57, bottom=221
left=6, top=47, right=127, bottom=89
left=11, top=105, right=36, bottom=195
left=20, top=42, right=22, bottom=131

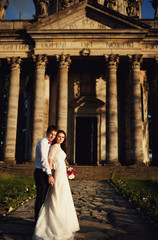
left=32, top=144, right=80, bottom=240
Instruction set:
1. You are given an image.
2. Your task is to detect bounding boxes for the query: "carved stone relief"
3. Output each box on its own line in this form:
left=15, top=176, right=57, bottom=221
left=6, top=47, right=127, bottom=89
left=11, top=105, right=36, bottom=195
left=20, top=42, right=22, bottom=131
left=33, top=0, right=50, bottom=18
left=0, top=0, right=9, bottom=20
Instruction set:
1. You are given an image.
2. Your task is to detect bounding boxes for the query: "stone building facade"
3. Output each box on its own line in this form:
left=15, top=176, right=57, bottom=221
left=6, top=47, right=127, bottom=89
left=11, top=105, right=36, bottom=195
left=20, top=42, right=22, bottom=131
left=0, top=0, right=158, bottom=166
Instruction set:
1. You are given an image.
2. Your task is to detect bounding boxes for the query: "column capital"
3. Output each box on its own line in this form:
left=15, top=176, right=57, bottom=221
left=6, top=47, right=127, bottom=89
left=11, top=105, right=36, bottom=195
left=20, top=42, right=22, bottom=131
left=56, top=54, right=71, bottom=69
left=32, top=54, right=48, bottom=69
left=128, top=54, right=143, bottom=68
left=104, top=54, right=119, bottom=68
left=7, top=57, right=22, bottom=69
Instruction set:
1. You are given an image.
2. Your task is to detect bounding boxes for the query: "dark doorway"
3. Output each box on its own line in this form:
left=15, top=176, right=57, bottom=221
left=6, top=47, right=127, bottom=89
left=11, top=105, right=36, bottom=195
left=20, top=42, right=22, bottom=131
left=76, top=117, right=97, bottom=165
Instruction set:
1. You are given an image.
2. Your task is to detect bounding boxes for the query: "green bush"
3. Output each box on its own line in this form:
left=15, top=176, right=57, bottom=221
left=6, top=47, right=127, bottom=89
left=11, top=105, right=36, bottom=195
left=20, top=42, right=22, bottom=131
left=0, top=173, right=36, bottom=216
left=110, top=173, right=158, bottom=224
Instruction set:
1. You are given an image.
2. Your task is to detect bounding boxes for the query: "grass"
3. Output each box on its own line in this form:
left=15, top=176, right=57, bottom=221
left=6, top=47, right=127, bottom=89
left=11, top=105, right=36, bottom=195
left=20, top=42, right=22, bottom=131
left=1, top=171, right=158, bottom=224
left=0, top=172, right=36, bottom=216
left=110, top=172, right=158, bottom=224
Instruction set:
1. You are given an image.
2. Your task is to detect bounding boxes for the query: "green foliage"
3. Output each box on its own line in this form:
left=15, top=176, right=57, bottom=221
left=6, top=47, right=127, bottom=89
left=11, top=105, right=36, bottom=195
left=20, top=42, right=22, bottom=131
left=110, top=173, right=158, bottom=224
left=0, top=173, right=36, bottom=216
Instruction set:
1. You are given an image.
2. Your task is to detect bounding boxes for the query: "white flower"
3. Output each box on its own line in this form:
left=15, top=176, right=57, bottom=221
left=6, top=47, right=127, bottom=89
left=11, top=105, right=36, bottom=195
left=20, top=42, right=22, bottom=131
left=8, top=207, right=14, bottom=213
left=68, top=174, right=75, bottom=180
left=68, top=167, right=73, bottom=171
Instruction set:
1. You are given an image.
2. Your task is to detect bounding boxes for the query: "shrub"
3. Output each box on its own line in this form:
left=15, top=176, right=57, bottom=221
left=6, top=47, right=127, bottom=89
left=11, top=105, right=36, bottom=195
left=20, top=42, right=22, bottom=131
left=110, top=173, right=158, bottom=224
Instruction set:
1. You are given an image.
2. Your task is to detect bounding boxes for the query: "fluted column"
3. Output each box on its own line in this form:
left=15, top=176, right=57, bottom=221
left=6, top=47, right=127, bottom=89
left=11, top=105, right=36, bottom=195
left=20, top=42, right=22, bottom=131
left=105, top=54, right=119, bottom=164
left=31, top=55, right=47, bottom=161
left=56, top=54, right=71, bottom=132
left=125, top=72, right=132, bottom=164
left=0, top=61, right=5, bottom=159
left=151, top=57, right=158, bottom=166
left=141, top=73, right=150, bottom=165
left=128, top=55, right=143, bottom=164
left=49, top=76, right=57, bottom=126
left=4, top=57, right=22, bottom=163
left=96, top=77, right=106, bottom=164
left=43, top=74, right=50, bottom=137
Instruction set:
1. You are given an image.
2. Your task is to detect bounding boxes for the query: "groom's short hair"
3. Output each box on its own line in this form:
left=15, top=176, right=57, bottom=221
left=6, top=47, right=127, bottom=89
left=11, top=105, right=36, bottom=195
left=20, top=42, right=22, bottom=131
left=46, top=125, right=58, bottom=134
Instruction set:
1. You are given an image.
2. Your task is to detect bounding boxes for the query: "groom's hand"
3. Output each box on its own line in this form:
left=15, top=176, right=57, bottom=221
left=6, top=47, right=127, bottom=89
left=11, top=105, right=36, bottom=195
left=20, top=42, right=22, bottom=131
left=48, top=176, right=55, bottom=187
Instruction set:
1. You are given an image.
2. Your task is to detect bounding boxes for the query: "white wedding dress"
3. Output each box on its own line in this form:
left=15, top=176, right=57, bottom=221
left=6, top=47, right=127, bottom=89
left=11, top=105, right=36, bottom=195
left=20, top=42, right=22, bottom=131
left=32, top=144, right=80, bottom=240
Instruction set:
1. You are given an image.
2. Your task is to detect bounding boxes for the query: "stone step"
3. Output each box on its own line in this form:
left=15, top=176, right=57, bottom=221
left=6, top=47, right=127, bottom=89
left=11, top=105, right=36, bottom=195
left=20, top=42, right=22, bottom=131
left=0, top=163, right=158, bottom=180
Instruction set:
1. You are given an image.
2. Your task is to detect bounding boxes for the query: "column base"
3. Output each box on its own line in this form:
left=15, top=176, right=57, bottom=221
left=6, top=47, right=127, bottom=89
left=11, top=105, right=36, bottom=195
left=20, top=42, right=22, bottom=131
left=105, top=161, right=121, bottom=166
left=133, top=161, right=146, bottom=166
left=3, top=158, right=16, bottom=164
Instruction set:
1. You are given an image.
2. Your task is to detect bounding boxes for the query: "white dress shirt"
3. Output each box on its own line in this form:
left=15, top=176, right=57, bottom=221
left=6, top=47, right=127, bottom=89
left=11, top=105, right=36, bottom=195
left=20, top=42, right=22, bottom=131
left=35, top=137, right=52, bottom=175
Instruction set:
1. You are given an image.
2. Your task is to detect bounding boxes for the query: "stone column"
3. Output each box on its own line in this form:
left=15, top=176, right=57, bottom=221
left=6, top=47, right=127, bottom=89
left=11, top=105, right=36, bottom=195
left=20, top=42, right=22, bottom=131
left=105, top=54, right=119, bottom=164
left=124, top=63, right=131, bottom=164
left=56, top=54, right=71, bottom=132
left=31, top=55, right=47, bottom=162
left=141, top=72, right=150, bottom=165
left=151, top=57, right=158, bottom=166
left=43, top=74, right=50, bottom=137
left=128, top=55, right=144, bottom=164
left=96, top=77, right=106, bottom=164
left=4, top=57, right=22, bottom=163
left=0, top=61, right=6, bottom=159
left=49, top=76, right=57, bottom=126
left=24, top=69, right=34, bottom=162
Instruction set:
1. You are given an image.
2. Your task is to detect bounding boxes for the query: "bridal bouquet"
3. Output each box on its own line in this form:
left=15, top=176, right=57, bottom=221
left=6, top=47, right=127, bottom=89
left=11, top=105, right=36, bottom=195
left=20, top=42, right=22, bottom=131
left=66, top=166, right=76, bottom=180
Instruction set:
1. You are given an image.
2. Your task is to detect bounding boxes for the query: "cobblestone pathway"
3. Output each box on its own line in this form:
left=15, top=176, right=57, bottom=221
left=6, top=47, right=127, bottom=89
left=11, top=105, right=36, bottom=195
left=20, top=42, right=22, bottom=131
left=0, top=180, right=157, bottom=240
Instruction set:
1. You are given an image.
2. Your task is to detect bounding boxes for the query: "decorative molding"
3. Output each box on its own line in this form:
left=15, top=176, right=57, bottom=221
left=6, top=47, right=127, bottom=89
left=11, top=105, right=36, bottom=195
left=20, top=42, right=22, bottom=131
left=105, top=0, right=117, bottom=11
left=32, top=54, right=48, bottom=69
left=128, top=54, right=143, bottom=68
left=0, top=0, right=9, bottom=20
left=74, top=81, right=80, bottom=98
left=61, top=0, right=72, bottom=10
left=126, top=0, right=139, bottom=17
left=56, top=54, right=71, bottom=69
left=33, top=0, right=50, bottom=18
left=104, top=54, right=119, bottom=67
left=80, top=48, right=90, bottom=56
left=7, top=57, right=22, bottom=69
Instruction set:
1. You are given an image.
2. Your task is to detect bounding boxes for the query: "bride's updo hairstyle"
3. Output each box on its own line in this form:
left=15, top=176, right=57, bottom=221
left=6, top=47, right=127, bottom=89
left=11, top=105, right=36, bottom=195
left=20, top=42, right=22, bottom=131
left=52, top=130, right=67, bottom=154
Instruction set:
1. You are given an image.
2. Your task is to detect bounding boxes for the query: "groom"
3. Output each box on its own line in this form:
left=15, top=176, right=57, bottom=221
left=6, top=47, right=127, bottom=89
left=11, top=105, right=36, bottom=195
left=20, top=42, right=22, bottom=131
left=34, top=125, right=57, bottom=222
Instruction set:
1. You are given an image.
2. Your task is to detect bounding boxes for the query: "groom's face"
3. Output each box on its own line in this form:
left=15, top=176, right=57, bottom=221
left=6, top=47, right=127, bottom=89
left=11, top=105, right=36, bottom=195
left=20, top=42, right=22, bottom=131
left=47, top=130, right=57, bottom=142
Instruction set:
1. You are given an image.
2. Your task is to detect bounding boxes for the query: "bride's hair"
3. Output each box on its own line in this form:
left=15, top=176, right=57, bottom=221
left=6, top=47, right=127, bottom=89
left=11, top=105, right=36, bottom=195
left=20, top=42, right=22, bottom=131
left=52, top=130, right=67, bottom=154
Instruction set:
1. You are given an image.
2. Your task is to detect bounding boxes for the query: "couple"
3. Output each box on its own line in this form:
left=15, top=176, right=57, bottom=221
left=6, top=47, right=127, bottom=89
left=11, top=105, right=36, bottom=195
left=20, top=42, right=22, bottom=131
left=33, top=125, right=80, bottom=240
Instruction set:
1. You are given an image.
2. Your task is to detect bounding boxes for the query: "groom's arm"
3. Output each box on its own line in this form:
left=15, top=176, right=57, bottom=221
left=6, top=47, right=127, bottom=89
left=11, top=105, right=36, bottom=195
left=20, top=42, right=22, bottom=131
left=40, top=139, right=52, bottom=176
left=40, top=141, right=55, bottom=186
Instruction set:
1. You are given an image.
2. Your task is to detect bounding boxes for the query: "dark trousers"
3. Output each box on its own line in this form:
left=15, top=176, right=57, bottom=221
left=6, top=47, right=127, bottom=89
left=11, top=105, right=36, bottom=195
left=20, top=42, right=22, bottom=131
left=34, top=169, right=49, bottom=222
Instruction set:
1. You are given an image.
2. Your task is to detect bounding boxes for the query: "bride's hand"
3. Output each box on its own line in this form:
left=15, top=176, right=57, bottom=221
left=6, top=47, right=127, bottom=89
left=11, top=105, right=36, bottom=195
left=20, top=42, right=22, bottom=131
left=48, top=176, right=55, bottom=187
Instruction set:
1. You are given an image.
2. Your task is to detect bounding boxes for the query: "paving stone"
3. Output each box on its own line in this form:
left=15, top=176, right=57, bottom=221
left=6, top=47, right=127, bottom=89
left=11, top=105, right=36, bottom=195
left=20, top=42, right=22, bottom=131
left=0, top=180, right=157, bottom=240
left=76, top=231, right=109, bottom=240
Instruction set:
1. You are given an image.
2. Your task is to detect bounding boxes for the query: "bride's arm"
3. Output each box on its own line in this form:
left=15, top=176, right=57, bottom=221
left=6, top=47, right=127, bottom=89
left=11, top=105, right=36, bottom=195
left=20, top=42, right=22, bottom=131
left=48, top=145, right=58, bottom=186
left=48, top=144, right=58, bottom=170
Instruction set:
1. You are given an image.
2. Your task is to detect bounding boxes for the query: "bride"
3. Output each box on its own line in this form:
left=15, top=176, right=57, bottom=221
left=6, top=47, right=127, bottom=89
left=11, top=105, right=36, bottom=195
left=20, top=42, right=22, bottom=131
left=33, top=130, right=80, bottom=240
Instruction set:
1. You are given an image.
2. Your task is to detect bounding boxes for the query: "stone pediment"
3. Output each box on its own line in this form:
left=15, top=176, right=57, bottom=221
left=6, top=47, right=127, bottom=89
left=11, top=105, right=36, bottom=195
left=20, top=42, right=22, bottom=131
left=27, top=1, right=150, bottom=31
